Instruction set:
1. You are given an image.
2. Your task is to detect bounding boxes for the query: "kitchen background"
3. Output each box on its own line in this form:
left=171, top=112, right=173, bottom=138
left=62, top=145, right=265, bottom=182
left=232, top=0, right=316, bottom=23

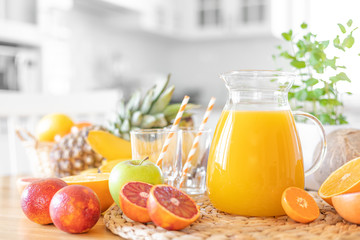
left=0, top=0, right=359, bottom=176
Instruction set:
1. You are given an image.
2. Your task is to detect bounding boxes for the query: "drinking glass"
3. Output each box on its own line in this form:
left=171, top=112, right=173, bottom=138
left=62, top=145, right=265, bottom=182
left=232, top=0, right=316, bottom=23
left=178, top=128, right=211, bottom=195
left=130, top=129, right=181, bottom=186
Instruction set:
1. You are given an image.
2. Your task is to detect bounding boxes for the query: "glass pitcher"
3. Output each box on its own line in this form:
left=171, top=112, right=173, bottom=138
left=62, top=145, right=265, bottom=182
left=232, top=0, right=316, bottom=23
left=206, top=70, right=326, bottom=217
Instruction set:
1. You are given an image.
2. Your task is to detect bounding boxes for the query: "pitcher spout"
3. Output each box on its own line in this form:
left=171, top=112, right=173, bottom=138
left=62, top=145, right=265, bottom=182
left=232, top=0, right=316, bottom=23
left=220, top=70, right=296, bottom=110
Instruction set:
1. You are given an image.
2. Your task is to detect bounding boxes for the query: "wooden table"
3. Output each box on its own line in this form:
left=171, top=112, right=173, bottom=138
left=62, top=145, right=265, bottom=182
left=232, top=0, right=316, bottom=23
left=0, top=176, right=119, bottom=239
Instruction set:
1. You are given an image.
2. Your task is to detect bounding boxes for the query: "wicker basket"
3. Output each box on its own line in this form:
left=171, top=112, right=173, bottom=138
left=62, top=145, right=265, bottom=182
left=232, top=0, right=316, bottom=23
left=104, top=192, right=360, bottom=240
left=16, top=129, right=56, bottom=177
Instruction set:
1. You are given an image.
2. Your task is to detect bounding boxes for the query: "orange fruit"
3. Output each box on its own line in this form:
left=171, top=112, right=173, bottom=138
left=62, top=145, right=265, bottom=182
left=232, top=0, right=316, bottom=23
left=35, top=113, right=74, bottom=142
left=281, top=187, right=319, bottom=223
left=21, top=178, right=68, bottom=225
left=87, top=130, right=132, bottom=160
left=332, top=192, right=360, bottom=224
left=71, top=122, right=92, bottom=132
left=147, top=185, right=200, bottom=230
left=119, top=181, right=153, bottom=223
left=49, top=185, right=100, bottom=233
left=318, top=157, right=360, bottom=205
left=62, top=173, right=113, bottom=212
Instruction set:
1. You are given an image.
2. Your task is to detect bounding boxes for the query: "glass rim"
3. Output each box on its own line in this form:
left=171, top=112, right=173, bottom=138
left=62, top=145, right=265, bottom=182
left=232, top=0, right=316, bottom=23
left=130, top=127, right=211, bottom=134
left=130, top=128, right=177, bottom=135
left=220, top=70, right=296, bottom=78
left=177, top=127, right=212, bottom=133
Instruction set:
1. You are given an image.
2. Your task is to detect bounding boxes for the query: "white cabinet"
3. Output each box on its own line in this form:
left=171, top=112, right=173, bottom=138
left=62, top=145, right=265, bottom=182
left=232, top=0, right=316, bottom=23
left=0, top=0, right=74, bottom=94
left=0, top=0, right=41, bottom=94
left=86, top=0, right=302, bottom=40
left=140, top=0, right=272, bottom=40
left=0, top=0, right=41, bottom=46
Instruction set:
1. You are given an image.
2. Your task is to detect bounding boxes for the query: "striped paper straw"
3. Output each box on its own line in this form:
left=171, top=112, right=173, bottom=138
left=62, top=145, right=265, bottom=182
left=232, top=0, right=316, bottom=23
left=179, top=97, right=216, bottom=188
left=156, top=95, right=190, bottom=167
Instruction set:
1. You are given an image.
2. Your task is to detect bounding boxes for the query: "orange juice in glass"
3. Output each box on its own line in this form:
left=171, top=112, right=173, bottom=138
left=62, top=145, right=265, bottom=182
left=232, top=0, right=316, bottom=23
left=206, top=71, right=326, bottom=216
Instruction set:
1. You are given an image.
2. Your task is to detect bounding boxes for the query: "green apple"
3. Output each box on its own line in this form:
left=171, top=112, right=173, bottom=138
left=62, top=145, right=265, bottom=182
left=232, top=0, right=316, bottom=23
left=109, top=158, right=163, bottom=206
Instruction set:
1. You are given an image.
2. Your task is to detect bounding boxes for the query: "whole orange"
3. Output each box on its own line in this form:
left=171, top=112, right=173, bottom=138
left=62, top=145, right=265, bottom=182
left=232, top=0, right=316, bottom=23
left=21, top=178, right=67, bottom=224
left=332, top=192, right=360, bottom=224
left=35, top=113, right=74, bottom=142
left=49, top=185, right=101, bottom=234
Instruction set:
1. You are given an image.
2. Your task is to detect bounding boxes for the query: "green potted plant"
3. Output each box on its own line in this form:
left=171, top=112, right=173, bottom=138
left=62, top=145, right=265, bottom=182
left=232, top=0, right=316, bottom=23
left=273, top=20, right=360, bottom=189
left=273, top=20, right=358, bottom=125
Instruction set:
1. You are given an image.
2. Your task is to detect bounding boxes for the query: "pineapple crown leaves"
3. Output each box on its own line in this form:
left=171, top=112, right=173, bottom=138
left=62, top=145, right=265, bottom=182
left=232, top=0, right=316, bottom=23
left=108, top=74, right=199, bottom=140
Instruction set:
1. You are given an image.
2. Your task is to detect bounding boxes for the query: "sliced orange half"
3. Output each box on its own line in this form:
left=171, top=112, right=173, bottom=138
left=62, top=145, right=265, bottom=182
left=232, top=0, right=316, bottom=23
left=147, top=185, right=200, bottom=230
left=281, top=187, right=319, bottom=223
left=318, top=157, right=360, bottom=205
left=62, top=173, right=113, bottom=212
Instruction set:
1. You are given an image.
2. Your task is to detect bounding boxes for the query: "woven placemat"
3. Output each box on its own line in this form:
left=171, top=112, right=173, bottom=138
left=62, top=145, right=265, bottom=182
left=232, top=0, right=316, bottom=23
left=104, top=192, right=360, bottom=240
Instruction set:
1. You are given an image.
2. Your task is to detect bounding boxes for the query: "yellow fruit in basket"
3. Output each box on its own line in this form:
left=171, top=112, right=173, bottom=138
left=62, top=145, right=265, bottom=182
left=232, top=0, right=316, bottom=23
left=99, top=159, right=127, bottom=173
left=35, top=113, right=74, bottom=142
left=86, top=130, right=132, bottom=160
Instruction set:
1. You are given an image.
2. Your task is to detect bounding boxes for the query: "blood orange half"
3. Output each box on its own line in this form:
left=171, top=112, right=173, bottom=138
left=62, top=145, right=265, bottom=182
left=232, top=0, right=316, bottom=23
left=119, top=181, right=153, bottom=223
left=147, top=185, right=200, bottom=230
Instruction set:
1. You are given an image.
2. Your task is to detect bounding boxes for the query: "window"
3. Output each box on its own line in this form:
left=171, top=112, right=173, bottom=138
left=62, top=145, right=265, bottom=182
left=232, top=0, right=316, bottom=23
left=198, top=0, right=222, bottom=28
left=240, top=0, right=266, bottom=24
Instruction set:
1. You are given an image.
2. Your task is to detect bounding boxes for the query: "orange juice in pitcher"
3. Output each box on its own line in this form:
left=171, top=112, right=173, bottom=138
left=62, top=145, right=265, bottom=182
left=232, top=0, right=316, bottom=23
left=206, top=71, right=326, bottom=216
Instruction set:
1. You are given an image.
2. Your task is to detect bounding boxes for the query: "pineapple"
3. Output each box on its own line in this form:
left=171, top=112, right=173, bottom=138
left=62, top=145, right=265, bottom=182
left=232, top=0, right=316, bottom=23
left=50, top=125, right=105, bottom=177
left=49, top=74, right=196, bottom=177
left=107, top=74, right=197, bottom=140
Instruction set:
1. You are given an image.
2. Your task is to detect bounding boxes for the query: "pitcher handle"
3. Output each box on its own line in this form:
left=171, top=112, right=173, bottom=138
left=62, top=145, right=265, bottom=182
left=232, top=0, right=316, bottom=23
left=293, top=111, right=327, bottom=177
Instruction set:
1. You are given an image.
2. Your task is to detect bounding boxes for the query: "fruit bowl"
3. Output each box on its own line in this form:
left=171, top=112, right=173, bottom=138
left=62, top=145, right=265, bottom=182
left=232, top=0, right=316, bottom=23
left=16, top=126, right=106, bottom=178
left=16, top=129, right=56, bottom=177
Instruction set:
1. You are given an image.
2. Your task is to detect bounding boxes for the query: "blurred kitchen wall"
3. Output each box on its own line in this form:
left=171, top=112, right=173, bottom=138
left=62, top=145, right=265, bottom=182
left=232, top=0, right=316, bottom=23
left=47, top=0, right=360, bottom=106
left=1, top=0, right=360, bottom=176
left=2, top=0, right=360, bottom=102
left=43, top=0, right=284, bottom=105
left=65, top=3, right=175, bottom=94
left=168, top=37, right=280, bottom=105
